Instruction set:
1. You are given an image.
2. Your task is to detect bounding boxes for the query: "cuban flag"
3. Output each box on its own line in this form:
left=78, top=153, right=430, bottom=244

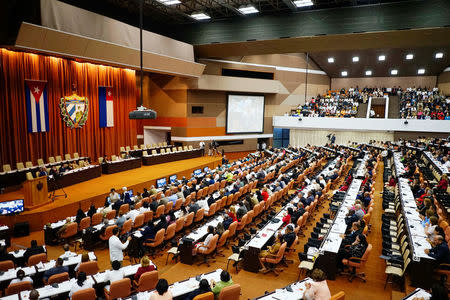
left=25, top=80, right=49, bottom=133
left=99, top=86, right=114, bottom=127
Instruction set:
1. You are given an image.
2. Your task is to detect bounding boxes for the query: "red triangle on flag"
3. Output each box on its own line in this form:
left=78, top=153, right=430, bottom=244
left=26, top=80, right=47, bottom=103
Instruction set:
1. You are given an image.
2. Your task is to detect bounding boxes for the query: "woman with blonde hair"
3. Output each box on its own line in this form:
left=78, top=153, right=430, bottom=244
left=134, top=256, right=155, bottom=281
left=303, top=268, right=331, bottom=300
left=75, top=252, right=90, bottom=272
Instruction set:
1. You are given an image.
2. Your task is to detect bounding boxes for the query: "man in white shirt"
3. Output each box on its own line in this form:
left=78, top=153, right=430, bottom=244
left=108, top=227, right=131, bottom=266
left=109, top=188, right=120, bottom=203
left=10, top=269, right=33, bottom=285
left=59, top=244, right=77, bottom=260
left=104, top=260, right=125, bottom=291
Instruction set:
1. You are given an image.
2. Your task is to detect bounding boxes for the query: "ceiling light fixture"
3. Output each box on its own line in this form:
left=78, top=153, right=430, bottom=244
left=365, top=70, right=372, bottom=76
left=158, top=0, right=181, bottom=5
left=293, top=0, right=313, bottom=7
left=418, top=68, right=425, bottom=75
left=391, top=69, right=398, bottom=75
left=341, top=71, right=348, bottom=77
left=406, top=53, right=414, bottom=60
left=191, top=12, right=211, bottom=20
left=378, top=55, right=386, bottom=61
left=328, top=57, right=334, bottom=63
left=238, top=5, right=259, bottom=14
left=435, top=52, right=444, bottom=59
left=352, top=56, right=359, bottom=62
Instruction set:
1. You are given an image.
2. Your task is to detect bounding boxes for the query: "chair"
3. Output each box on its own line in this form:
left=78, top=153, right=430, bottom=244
left=133, top=145, right=139, bottom=150
left=144, top=228, right=165, bottom=256
left=205, top=203, right=217, bottom=218
left=100, top=225, right=117, bottom=242
left=163, top=142, right=168, bottom=147
left=78, top=261, right=99, bottom=275
left=60, top=222, right=78, bottom=243
left=172, top=147, right=177, bottom=152
left=16, top=162, right=25, bottom=170
left=184, top=212, right=195, bottom=228
left=164, top=202, right=173, bottom=214
left=6, top=281, right=33, bottom=296
left=98, top=157, right=104, bottom=164
left=72, top=287, right=97, bottom=300
left=133, top=214, right=145, bottom=229
left=173, top=198, right=183, bottom=211
left=104, top=278, right=131, bottom=300
left=79, top=217, right=91, bottom=231
left=155, top=205, right=165, bottom=219
left=106, top=210, right=117, bottom=220
left=56, top=155, right=62, bottom=162
left=178, top=146, right=183, bottom=152
left=133, top=270, right=158, bottom=292
left=73, top=152, right=80, bottom=159
left=218, top=284, right=241, bottom=300
left=175, top=216, right=185, bottom=233
left=194, top=208, right=205, bottom=223
left=2, top=164, right=11, bottom=172
left=111, top=155, right=118, bottom=161
left=91, top=212, right=103, bottom=226
left=197, top=234, right=219, bottom=266
left=28, top=253, right=47, bottom=266
left=0, top=260, right=14, bottom=271
left=48, top=156, right=56, bottom=164
left=126, top=146, right=131, bottom=152
left=144, top=211, right=154, bottom=223
left=142, top=150, right=148, bottom=156
left=121, top=219, right=133, bottom=235
left=216, top=230, right=229, bottom=257
left=119, top=204, right=130, bottom=215
left=65, top=153, right=71, bottom=160
left=164, top=223, right=177, bottom=243
left=260, top=242, right=287, bottom=275
left=37, top=158, right=45, bottom=166
left=140, top=144, right=146, bottom=149
left=330, top=291, right=345, bottom=300
left=341, top=244, right=373, bottom=282
left=25, top=161, right=34, bottom=168
left=26, top=172, right=33, bottom=180
left=193, top=292, right=214, bottom=300
left=48, top=272, right=69, bottom=284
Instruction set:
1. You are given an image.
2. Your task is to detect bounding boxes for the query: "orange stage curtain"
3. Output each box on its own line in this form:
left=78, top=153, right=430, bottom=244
left=0, top=48, right=137, bottom=166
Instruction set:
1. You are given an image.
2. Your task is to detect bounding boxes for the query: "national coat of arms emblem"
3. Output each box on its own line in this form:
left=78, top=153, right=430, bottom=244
left=59, top=93, right=89, bottom=128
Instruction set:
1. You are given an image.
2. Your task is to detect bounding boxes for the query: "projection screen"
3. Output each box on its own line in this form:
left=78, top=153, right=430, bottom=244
left=226, top=94, right=265, bottom=134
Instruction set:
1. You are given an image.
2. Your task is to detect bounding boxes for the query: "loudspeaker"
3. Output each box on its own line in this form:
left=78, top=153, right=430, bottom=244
left=13, top=222, right=29, bottom=237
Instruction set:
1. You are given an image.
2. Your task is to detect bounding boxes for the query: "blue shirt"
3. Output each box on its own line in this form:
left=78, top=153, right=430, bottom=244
left=167, top=194, right=178, bottom=204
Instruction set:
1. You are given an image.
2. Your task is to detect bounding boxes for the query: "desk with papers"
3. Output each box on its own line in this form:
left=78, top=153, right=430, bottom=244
left=254, top=277, right=313, bottom=300
left=422, top=151, right=449, bottom=180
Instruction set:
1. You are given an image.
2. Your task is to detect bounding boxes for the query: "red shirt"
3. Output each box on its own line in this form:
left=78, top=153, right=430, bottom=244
left=438, top=178, right=448, bottom=191
left=261, top=191, right=269, bottom=202
left=227, top=212, right=237, bottom=222
left=134, top=265, right=156, bottom=281
left=282, top=214, right=291, bottom=225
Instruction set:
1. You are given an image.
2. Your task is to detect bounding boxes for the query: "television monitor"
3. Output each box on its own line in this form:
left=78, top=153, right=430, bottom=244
left=0, top=199, right=24, bottom=215
left=203, top=167, right=209, bottom=173
left=169, top=175, right=177, bottom=184
left=193, top=169, right=202, bottom=176
left=156, top=178, right=167, bottom=188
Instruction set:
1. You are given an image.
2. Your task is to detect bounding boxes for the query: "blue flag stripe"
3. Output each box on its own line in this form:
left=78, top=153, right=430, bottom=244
left=43, top=88, right=49, bottom=131
left=25, top=88, right=32, bottom=132
left=98, top=87, right=107, bottom=128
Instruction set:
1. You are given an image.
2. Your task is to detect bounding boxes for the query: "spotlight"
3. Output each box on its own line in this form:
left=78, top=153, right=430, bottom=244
left=404, top=120, right=408, bottom=125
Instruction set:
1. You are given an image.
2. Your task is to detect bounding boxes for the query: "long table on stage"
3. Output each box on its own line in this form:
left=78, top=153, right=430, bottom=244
left=0, top=157, right=90, bottom=188
left=48, top=165, right=102, bottom=191
left=101, top=158, right=141, bottom=174
left=142, top=149, right=203, bottom=166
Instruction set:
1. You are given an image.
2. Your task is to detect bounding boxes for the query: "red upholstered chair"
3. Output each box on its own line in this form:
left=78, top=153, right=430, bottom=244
left=164, top=223, right=176, bottom=242
left=72, top=287, right=96, bottom=300
left=154, top=205, right=165, bottom=219
left=100, top=225, right=117, bottom=242
left=78, top=261, right=100, bottom=275
left=91, top=212, right=103, bottom=226
left=197, top=234, right=219, bottom=267
left=106, top=210, right=117, bottom=220
left=164, top=202, right=173, bottom=214
left=330, top=291, right=345, bottom=300
left=47, top=272, right=69, bottom=284
left=133, top=270, right=158, bottom=292
left=260, top=242, right=287, bottom=276
left=133, top=214, right=145, bottom=229
left=6, top=281, right=33, bottom=296
left=104, top=278, right=131, bottom=300
left=215, top=230, right=229, bottom=257
left=175, top=216, right=185, bottom=233
left=144, top=211, right=153, bottom=223
left=60, top=222, right=78, bottom=243
left=218, top=284, right=241, bottom=300
left=119, top=204, right=130, bottom=215
left=193, top=292, right=214, bottom=300
left=341, top=244, right=373, bottom=282
left=205, top=203, right=217, bottom=218
left=144, top=228, right=165, bottom=256
left=79, top=217, right=91, bottom=231
left=121, top=219, right=133, bottom=235
left=0, top=260, right=14, bottom=271
left=194, top=208, right=205, bottom=223
left=28, top=253, right=47, bottom=266
left=184, top=212, right=195, bottom=228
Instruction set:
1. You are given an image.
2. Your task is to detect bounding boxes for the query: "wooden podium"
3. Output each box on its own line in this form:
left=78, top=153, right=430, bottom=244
left=23, top=176, right=51, bottom=210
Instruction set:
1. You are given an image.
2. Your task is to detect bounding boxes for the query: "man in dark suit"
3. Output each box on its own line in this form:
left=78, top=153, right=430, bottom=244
left=425, top=235, right=450, bottom=265
left=188, top=200, right=200, bottom=215
left=281, top=225, right=296, bottom=248
left=43, top=258, right=68, bottom=282
left=23, top=240, right=45, bottom=264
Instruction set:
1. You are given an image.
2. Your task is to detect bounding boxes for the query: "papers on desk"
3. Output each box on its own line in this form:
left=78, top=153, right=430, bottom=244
left=423, top=151, right=449, bottom=175
left=20, top=278, right=76, bottom=299
left=256, top=278, right=313, bottom=300
left=0, top=266, right=36, bottom=283
left=92, top=263, right=153, bottom=284
left=397, top=178, right=433, bottom=261
left=393, top=152, right=406, bottom=176
left=186, top=216, right=224, bottom=242
left=403, top=288, right=431, bottom=300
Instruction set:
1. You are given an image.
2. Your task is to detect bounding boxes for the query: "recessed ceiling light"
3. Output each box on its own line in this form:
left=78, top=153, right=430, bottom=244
left=341, top=71, right=348, bottom=77
left=378, top=55, right=386, bottom=61
left=365, top=70, right=372, bottom=76
left=435, top=52, right=444, bottom=59
left=238, top=5, right=259, bottom=14
left=328, top=57, right=334, bottom=63
left=158, top=0, right=181, bottom=4
left=391, top=69, right=398, bottom=75
left=406, top=54, right=414, bottom=60
left=418, top=68, right=425, bottom=75
left=293, top=0, right=313, bottom=7
left=191, top=12, right=211, bottom=20
left=352, top=56, right=359, bottom=62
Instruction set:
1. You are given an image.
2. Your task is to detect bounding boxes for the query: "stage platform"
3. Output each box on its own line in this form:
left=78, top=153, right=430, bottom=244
left=0, top=156, right=222, bottom=231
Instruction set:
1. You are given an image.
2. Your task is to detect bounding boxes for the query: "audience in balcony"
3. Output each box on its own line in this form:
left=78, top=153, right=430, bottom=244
left=399, top=87, right=449, bottom=120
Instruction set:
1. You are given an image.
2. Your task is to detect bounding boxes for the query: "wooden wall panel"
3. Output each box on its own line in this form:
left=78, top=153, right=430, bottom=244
left=437, top=71, right=450, bottom=95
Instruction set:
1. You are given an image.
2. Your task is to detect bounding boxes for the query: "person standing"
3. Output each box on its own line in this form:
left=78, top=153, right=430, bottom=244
left=108, top=227, right=131, bottom=266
